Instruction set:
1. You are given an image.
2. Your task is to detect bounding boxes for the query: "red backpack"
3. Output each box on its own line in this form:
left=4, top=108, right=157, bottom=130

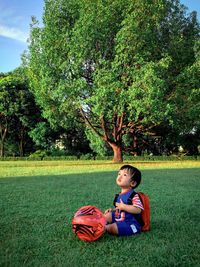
left=136, top=192, right=150, bottom=232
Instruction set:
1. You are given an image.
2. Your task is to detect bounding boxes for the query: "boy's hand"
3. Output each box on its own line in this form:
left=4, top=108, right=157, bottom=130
left=115, top=199, right=125, bottom=210
left=104, top=208, right=113, bottom=214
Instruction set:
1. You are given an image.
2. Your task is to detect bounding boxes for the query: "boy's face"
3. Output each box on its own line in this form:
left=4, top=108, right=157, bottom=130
left=116, top=169, right=135, bottom=189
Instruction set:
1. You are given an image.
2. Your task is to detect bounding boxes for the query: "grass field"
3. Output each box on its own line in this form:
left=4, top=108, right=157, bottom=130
left=0, top=160, right=200, bottom=267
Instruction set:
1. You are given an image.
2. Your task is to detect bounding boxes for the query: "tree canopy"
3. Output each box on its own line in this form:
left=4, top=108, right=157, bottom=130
left=28, top=0, right=200, bottom=162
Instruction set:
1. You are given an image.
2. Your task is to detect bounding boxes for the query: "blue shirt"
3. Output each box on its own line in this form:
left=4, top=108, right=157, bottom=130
left=114, top=189, right=142, bottom=230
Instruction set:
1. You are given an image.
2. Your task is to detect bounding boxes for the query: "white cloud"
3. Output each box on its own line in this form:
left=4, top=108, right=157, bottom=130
left=0, top=24, right=28, bottom=43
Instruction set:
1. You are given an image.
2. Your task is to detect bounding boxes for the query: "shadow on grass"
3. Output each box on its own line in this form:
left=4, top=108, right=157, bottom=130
left=1, top=167, right=199, bottom=224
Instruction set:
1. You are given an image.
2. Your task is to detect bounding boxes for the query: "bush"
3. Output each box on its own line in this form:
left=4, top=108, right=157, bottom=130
left=28, top=150, right=47, bottom=160
left=0, top=154, right=199, bottom=161
left=80, top=153, right=95, bottom=160
left=43, top=156, right=78, bottom=160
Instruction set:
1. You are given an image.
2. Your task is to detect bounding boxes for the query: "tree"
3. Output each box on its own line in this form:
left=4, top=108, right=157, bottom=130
left=0, top=75, right=19, bottom=157
left=28, top=0, right=200, bottom=162
left=0, top=69, right=41, bottom=157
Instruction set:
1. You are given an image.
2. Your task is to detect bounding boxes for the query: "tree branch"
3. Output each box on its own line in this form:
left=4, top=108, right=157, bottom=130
left=101, top=115, right=110, bottom=142
left=79, top=108, right=103, bottom=138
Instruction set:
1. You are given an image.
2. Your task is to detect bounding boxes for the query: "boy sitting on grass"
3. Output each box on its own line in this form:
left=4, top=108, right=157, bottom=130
left=104, top=164, right=143, bottom=236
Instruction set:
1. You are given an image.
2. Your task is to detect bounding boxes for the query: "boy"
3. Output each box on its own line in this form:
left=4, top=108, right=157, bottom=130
left=104, top=164, right=143, bottom=236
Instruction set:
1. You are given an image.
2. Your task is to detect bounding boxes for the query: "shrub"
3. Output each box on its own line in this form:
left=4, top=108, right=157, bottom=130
left=28, top=150, right=47, bottom=160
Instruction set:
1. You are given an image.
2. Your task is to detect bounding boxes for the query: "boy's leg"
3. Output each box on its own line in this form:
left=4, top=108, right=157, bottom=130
left=104, top=210, right=113, bottom=223
left=104, top=210, right=118, bottom=235
left=106, top=223, right=118, bottom=235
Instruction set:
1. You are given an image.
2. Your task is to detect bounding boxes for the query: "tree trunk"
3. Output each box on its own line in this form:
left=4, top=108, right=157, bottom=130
left=0, top=140, right=4, bottom=157
left=19, top=139, right=24, bottom=157
left=0, top=124, right=7, bottom=158
left=109, top=142, right=123, bottom=162
left=18, top=127, right=25, bottom=157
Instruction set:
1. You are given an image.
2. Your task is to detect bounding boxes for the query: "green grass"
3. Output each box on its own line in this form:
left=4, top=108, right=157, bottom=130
left=0, top=161, right=200, bottom=267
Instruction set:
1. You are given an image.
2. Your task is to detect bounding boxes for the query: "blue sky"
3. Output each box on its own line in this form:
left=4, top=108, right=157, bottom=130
left=0, top=0, right=199, bottom=73
left=0, top=0, right=44, bottom=73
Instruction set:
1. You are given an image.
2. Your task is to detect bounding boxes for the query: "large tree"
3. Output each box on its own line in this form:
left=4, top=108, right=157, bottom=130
left=28, top=0, right=200, bottom=162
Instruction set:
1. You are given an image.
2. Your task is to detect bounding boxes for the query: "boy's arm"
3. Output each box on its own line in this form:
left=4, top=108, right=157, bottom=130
left=115, top=199, right=142, bottom=214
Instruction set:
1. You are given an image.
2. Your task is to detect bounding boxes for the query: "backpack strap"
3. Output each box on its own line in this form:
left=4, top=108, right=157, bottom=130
left=127, top=190, right=137, bottom=205
left=113, top=194, right=119, bottom=207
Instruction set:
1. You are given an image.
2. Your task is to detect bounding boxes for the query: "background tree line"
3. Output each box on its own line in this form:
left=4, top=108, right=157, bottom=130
left=1, top=0, right=200, bottom=161
left=0, top=68, right=90, bottom=158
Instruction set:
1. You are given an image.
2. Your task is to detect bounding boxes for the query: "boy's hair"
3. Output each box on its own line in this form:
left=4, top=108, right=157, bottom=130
left=120, top=164, right=141, bottom=188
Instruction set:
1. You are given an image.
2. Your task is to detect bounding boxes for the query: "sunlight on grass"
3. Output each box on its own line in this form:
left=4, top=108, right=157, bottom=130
left=0, top=160, right=200, bottom=178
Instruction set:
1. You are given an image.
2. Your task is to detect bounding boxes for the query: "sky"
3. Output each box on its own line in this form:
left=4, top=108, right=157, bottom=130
left=0, top=0, right=199, bottom=73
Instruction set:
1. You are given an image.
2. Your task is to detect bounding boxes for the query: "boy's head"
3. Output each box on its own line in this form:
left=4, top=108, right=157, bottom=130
left=120, top=164, right=141, bottom=189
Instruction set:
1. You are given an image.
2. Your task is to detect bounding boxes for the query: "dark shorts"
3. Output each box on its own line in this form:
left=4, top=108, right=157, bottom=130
left=112, top=212, right=141, bottom=236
